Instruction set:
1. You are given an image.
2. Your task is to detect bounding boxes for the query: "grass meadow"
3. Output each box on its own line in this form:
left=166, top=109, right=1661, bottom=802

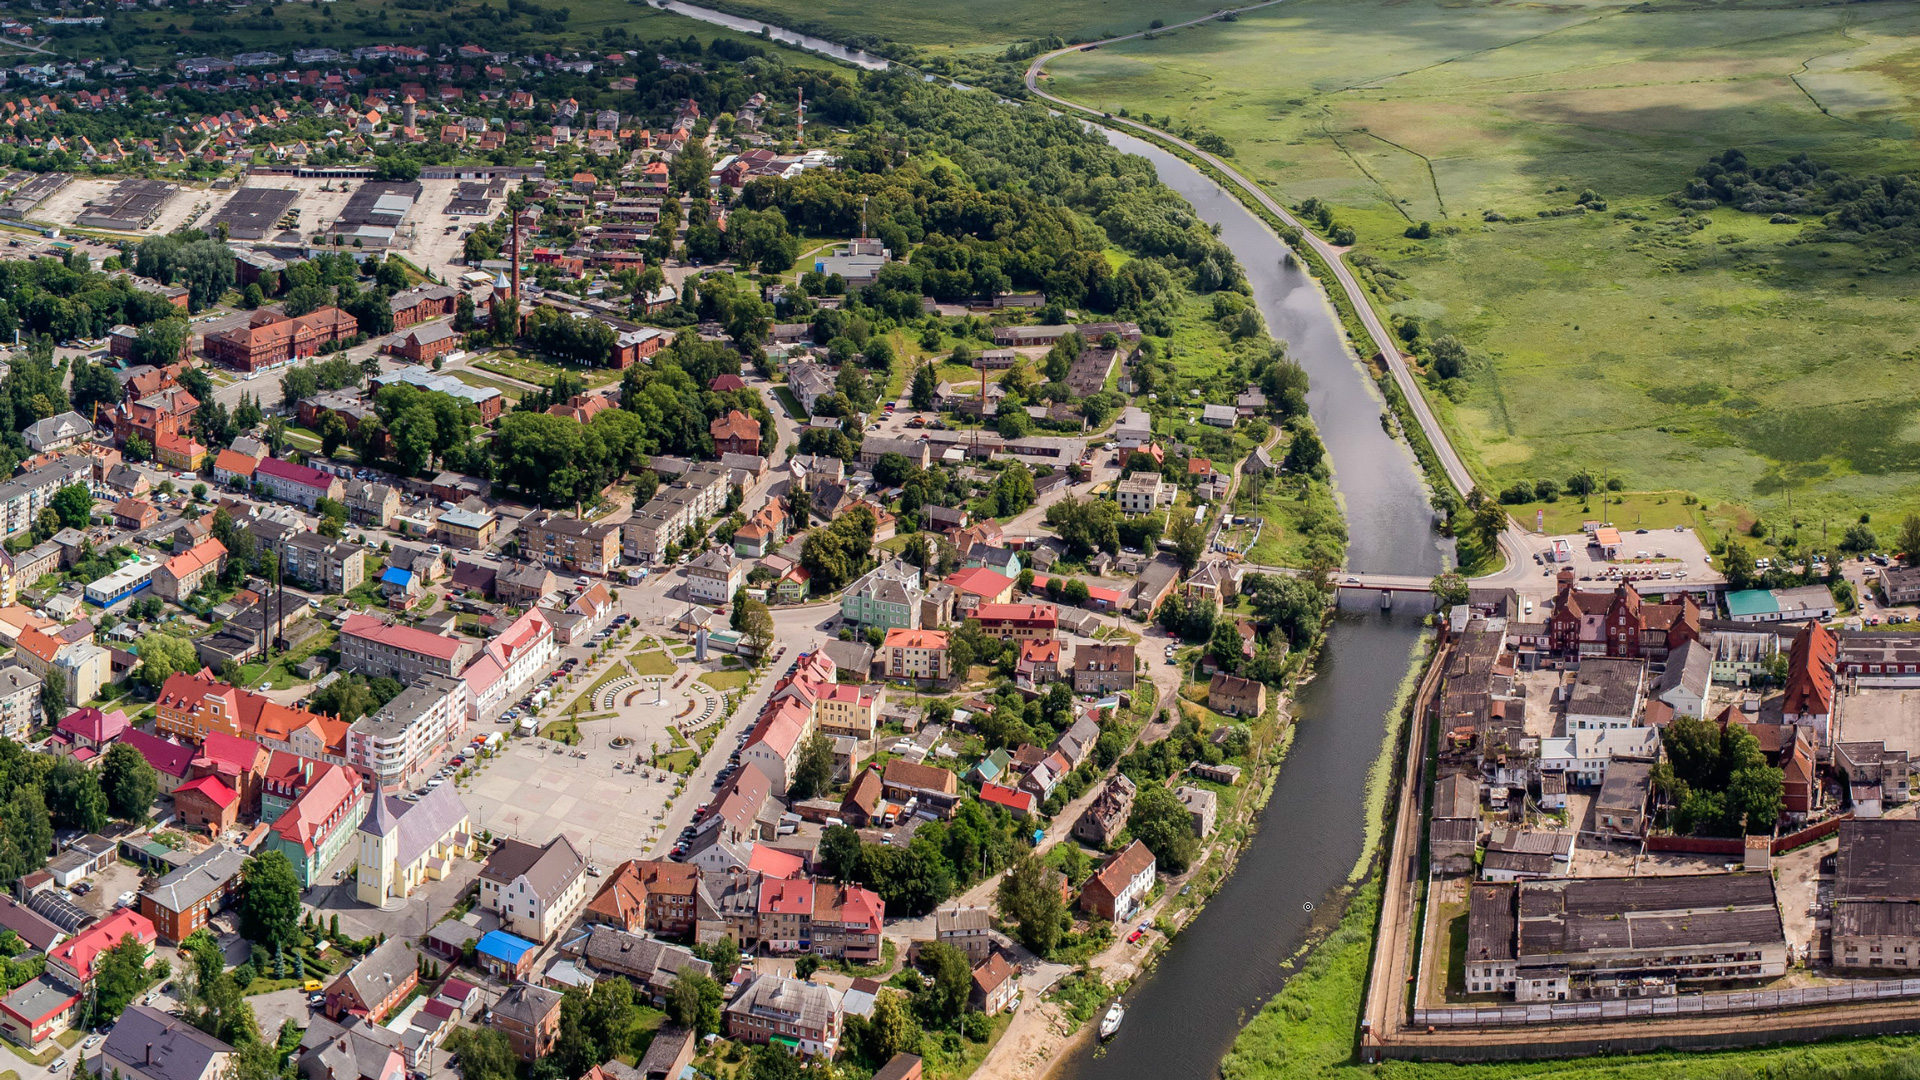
left=1045, top=0, right=1920, bottom=531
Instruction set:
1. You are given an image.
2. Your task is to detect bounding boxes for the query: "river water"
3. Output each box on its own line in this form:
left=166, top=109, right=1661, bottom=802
left=1052, top=133, right=1448, bottom=1080
left=656, top=1, right=891, bottom=69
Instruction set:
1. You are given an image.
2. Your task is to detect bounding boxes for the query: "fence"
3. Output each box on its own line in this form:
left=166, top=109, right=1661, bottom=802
left=1643, top=814, right=1850, bottom=858
left=1413, top=976, right=1920, bottom=1027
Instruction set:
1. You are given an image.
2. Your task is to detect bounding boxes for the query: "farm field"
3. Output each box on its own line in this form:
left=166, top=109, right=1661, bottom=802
left=1045, top=0, right=1920, bottom=529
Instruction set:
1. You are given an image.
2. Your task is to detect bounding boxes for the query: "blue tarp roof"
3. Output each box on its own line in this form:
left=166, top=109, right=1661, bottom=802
left=475, top=930, right=537, bottom=964
left=380, top=567, right=414, bottom=587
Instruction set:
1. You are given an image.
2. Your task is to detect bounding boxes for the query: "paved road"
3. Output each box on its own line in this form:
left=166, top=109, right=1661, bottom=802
left=1024, top=22, right=1531, bottom=577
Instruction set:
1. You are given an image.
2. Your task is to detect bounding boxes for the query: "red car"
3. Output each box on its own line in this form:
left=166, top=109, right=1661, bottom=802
left=1127, top=928, right=1145, bottom=944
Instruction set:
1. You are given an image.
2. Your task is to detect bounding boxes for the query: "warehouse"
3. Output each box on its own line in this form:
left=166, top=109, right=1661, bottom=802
left=75, top=178, right=175, bottom=231
left=0, top=173, right=67, bottom=220
left=329, top=180, right=421, bottom=247
left=211, top=187, right=300, bottom=240
left=1467, top=873, right=1786, bottom=1002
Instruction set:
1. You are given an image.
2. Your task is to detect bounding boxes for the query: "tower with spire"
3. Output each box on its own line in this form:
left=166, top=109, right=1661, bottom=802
left=355, top=790, right=397, bottom=905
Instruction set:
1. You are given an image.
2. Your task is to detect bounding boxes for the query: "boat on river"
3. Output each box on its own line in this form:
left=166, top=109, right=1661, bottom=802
left=1099, top=1002, right=1125, bottom=1040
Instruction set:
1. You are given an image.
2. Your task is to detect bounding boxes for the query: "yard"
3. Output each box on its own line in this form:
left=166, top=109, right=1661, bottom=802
left=1046, top=0, right=1920, bottom=530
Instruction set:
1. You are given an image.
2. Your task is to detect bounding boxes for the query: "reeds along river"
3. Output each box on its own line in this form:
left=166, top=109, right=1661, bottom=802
left=1052, top=131, right=1448, bottom=1080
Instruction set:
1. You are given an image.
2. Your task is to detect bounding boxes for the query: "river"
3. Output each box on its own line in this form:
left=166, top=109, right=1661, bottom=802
left=655, top=1, right=891, bottom=69
left=1051, top=133, right=1449, bottom=1080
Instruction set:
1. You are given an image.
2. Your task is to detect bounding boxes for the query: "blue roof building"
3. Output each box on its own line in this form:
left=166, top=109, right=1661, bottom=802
left=475, top=930, right=538, bottom=977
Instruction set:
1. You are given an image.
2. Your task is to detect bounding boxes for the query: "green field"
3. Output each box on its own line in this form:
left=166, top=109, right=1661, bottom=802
left=698, top=669, right=751, bottom=692
left=693, top=0, right=1230, bottom=53
left=53, top=0, right=848, bottom=69
left=1046, top=0, right=1920, bottom=529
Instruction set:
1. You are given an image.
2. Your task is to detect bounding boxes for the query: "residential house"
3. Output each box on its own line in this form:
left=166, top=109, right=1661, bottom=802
left=522, top=511, right=621, bottom=575
left=1207, top=672, right=1265, bottom=717
left=841, top=560, right=924, bottom=632
left=971, top=603, right=1058, bottom=642
left=724, top=975, right=844, bottom=1057
left=490, top=984, right=562, bottom=1063
left=1072, top=643, right=1136, bottom=694
left=685, top=548, right=744, bottom=605
left=88, top=1007, right=233, bottom=1080
left=152, top=538, right=227, bottom=602
left=139, top=845, right=246, bottom=944
left=882, top=628, right=950, bottom=682
left=935, top=907, right=994, bottom=964
left=479, top=835, right=589, bottom=944
left=324, top=937, right=419, bottom=1023
left=254, top=457, right=345, bottom=509
left=709, top=410, right=761, bottom=456
left=340, top=613, right=478, bottom=682
left=971, top=952, right=1018, bottom=1014
left=584, top=860, right=699, bottom=937
left=1079, top=840, right=1156, bottom=923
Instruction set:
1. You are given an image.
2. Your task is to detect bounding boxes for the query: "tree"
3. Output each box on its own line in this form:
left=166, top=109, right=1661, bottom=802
left=44, top=756, right=108, bottom=833
left=0, top=787, right=50, bottom=881
left=998, top=853, right=1067, bottom=957
left=1430, top=571, right=1469, bottom=608
left=70, top=360, right=121, bottom=419
left=818, top=825, right=864, bottom=882
left=40, top=668, right=66, bottom=717
left=990, top=463, right=1036, bottom=518
left=238, top=851, right=302, bottom=950
left=51, top=484, right=91, bottom=529
left=1900, top=513, right=1920, bottom=566
left=747, top=1046, right=802, bottom=1080
left=450, top=1028, right=516, bottom=1080
left=788, top=731, right=833, bottom=801
left=854, top=990, right=922, bottom=1065
left=666, top=971, right=723, bottom=1037
left=739, top=597, right=775, bottom=659
left=1282, top=423, right=1325, bottom=475
left=914, top=941, right=972, bottom=1023
left=910, top=362, right=937, bottom=411
left=1128, top=782, right=1199, bottom=874
left=92, top=934, right=156, bottom=1023
left=794, top=954, right=821, bottom=981
left=1841, top=522, right=1878, bottom=556
left=1468, top=492, right=1509, bottom=554
left=100, top=741, right=159, bottom=821
left=132, top=320, right=191, bottom=368
left=137, top=631, right=200, bottom=691
left=1168, top=515, right=1206, bottom=571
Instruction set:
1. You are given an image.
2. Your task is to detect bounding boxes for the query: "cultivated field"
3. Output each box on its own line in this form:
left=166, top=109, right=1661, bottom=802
left=678, top=0, right=1234, bottom=52
left=1046, top=0, right=1920, bottom=528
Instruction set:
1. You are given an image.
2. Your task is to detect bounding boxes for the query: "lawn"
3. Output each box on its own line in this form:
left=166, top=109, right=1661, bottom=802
left=1045, top=0, right=1920, bottom=531
left=446, top=370, right=526, bottom=401
left=475, top=351, right=622, bottom=390
left=630, top=651, right=678, bottom=676
left=699, top=669, right=751, bottom=692
left=653, top=748, right=697, bottom=774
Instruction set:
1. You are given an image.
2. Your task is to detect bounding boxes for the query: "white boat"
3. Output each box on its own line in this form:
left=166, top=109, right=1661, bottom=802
left=1099, top=1001, right=1124, bottom=1040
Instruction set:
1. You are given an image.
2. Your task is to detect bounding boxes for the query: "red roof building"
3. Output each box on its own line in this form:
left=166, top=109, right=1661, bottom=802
left=46, top=908, right=154, bottom=985
left=173, top=775, right=239, bottom=833
left=970, top=603, right=1058, bottom=641
left=979, top=782, right=1035, bottom=817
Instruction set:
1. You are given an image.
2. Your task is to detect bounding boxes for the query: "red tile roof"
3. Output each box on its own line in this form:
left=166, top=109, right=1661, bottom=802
left=342, top=612, right=469, bottom=661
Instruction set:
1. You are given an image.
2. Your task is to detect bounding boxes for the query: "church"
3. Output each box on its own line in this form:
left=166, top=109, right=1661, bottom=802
left=355, top=781, right=477, bottom=906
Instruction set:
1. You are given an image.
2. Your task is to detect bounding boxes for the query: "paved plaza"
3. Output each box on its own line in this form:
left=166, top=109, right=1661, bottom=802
left=457, top=644, right=749, bottom=866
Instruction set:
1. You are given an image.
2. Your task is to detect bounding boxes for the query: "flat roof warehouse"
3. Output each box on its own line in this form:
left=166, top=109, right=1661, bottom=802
left=329, top=180, right=421, bottom=248
left=75, top=178, right=175, bottom=231
left=211, top=187, right=300, bottom=240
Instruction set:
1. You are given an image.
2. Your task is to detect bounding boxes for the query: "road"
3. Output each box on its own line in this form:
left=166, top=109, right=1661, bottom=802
left=1023, top=22, right=1533, bottom=577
